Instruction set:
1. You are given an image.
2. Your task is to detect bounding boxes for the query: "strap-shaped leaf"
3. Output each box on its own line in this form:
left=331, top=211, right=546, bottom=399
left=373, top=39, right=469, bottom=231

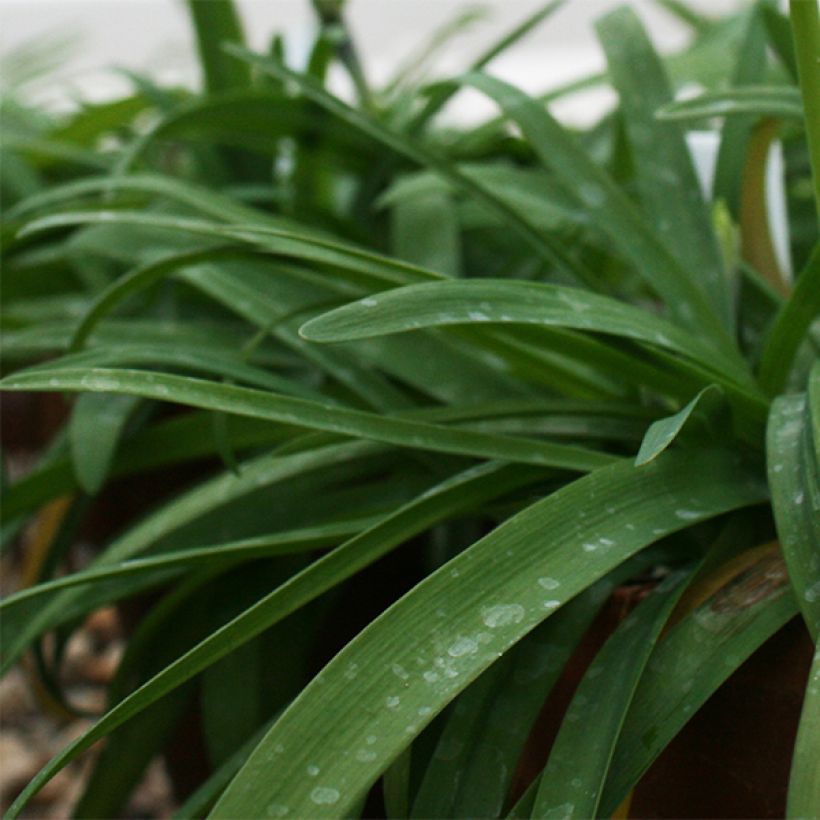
left=224, top=45, right=598, bottom=289
left=596, top=6, right=731, bottom=328
left=532, top=569, right=691, bottom=818
left=68, top=393, right=141, bottom=494
left=455, top=71, right=738, bottom=353
left=300, top=279, right=754, bottom=389
left=0, top=441, right=382, bottom=673
left=788, top=640, right=820, bottom=818
left=635, top=385, right=728, bottom=466
left=209, top=449, right=766, bottom=819
left=758, top=244, right=820, bottom=395
left=186, top=0, right=250, bottom=93
left=657, top=85, right=804, bottom=122
left=0, top=367, right=615, bottom=472
left=767, top=384, right=820, bottom=639
left=598, top=549, right=797, bottom=814
left=5, top=461, right=546, bottom=817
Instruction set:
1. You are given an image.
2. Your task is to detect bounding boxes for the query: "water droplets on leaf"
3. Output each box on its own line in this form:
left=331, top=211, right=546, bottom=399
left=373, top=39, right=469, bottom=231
left=306, top=764, right=320, bottom=777
left=385, top=695, right=401, bottom=709
left=355, top=748, right=377, bottom=763
left=391, top=663, right=409, bottom=680
left=309, top=787, right=340, bottom=806
left=804, top=581, right=820, bottom=603
left=481, top=603, right=525, bottom=628
left=538, top=576, right=560, bottom=590
left=448, top=636, right=478, bottom=657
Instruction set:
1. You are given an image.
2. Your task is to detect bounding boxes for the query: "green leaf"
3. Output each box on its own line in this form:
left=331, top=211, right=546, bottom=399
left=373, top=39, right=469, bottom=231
left=186, top=0, right=250, bottom=93
left=635, top=385, right=728, bottom=466
left=16, top=209, right=440, bottom=288
left=409, top=0, right=566, bottom=131
left=657, top=85, right=804, bottom=122
left=767, top=389, right=820, bottom=639
left=5, top=461, right=546, bottom=817
left=758, top=244, right=820, bottom=395
left=68, top=392, right=141, bottom=494
left=299, top=279, right=755, bottom=390
left=223, top=45, right=599, bottom=289
left=598, top=549, right=797, bottom=814
left=209, top=449, right=766, bottom=819
left=1, top=441, right=382, bottom=673
left=713, top=4, right=767, bottom=213
left=453, top=71, right=738, bottom=352
left=391, top=186, right=460, bottom=276
left=0, top=518, right=375, bottom=620
left=788, top=639, right=820, bottom=818
left=596, top=6, right=731, bottom=327
left=532, top=568, right=690, bottom=818
left=0, top=367, right=615, bottom=471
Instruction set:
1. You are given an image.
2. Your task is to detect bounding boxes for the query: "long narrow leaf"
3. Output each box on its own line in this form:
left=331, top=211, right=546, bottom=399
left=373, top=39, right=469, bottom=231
left=210, top=449, right=766, bottom=818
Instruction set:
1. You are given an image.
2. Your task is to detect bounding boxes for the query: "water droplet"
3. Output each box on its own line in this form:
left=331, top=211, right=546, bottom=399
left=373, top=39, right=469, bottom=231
left=543, top=600, right=561, bottom=610
left=307, top=765, right=320, bottom=777
left=467, top=310, right=490, bottom=322
left=386, top=695, right=401, bottom=709
left=582, top=542, right=598, bottom=552
left=361, top=297, right=377, bottom=307
left=538, top=577, right=560, bottom=590
left=805, top=581, right=820, bottom=603
left=423, top=670, right=439, bottom=683
left=675, top=509, right=702, bottom=520
left=366, top=734, right=377, bottom=745
left=266, top=803, right=289, bottom=817
left=356, top=748, right=377, bottom=763
left=391, top=663, right=409, bottom=680
left=418, top=706, right=432, bottom=716
left=310, top=787, right=340, bottom=806
left=481, top=603, right=525, bottom=628
left=448, top=636, right=478, bottom=657
left=794, top=491, right=805, bottom=505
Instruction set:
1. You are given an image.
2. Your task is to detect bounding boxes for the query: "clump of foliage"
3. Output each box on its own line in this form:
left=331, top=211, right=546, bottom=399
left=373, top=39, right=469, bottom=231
left=1, top=0, right=818, bottom=817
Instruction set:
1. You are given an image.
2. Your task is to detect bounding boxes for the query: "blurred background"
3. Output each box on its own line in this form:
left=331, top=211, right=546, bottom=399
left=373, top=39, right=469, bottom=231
left=1, top=0, right=746, bottom=125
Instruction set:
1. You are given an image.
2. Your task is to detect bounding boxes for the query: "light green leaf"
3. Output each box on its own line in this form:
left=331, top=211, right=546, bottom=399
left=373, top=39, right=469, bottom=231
left=224, top=45, right=598, bottom=288
left=788, top=640, right=820, bottom=818
left=532, top=568, right=690, bottom=818
left=635, top=385, right=727, bottom=466
left=599, top=550, right=797, bottom=814
left=210, top=449, right=766, bottom=819
left=0, top=367, right=615, bottom=472
left=767, top=389, right=820, bottom=639
left=657, top=85, right=804, bottom=122
left=299, top=279, right=754, bottom=389
left=455, top=71, right=738, bottom=352
left=68, top=393, right=141, bottom=494
left=758, top=244, right=820, bottom=395
left=597, top=6, right=731, bottom=328
left=6, top=461, right=546, bottom=818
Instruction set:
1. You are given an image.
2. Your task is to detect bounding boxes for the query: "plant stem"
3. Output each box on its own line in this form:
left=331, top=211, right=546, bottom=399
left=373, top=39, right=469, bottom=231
left=790, top=0, right=820, bottom=228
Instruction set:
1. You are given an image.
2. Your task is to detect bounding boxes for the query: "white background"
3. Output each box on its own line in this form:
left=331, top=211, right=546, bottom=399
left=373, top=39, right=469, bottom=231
left=1, top=0, right=744, bottom=124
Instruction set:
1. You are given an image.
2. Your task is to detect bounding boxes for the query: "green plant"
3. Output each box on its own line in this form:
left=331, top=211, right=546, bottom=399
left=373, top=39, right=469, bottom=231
left=1, top=0, right=818, bottom=817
